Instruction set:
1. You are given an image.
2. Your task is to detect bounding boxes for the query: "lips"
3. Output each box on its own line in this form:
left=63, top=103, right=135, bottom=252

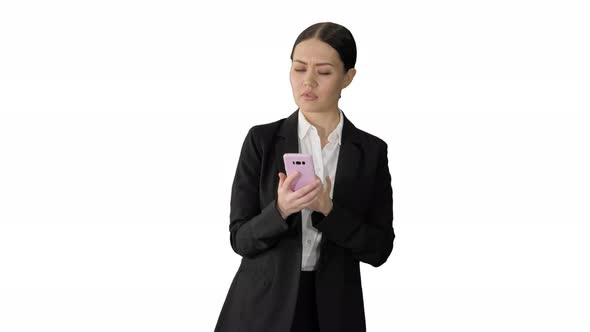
left=301, top=91, right=318, bottom=101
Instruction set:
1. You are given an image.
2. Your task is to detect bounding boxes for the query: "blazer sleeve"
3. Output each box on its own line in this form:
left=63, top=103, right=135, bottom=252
left=311, top=141, right=395, bottom=267
left=228, top=127, right=291, bottom=258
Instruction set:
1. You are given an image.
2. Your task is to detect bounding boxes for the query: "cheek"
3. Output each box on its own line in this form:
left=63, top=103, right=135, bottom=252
left=320, top=79, right=341, bottom=95
left=289, top=74, right=299, bottom=88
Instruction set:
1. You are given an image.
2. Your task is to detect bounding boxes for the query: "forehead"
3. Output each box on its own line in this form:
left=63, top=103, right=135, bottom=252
left=292, top=38, right=340, bottom=64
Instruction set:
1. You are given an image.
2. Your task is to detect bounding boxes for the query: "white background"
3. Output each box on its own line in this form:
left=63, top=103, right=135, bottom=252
left=1, top=0, right=589, bottom=331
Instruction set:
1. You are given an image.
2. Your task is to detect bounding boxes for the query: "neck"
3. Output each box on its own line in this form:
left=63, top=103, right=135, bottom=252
left=301, top=108, right=341, bottom=139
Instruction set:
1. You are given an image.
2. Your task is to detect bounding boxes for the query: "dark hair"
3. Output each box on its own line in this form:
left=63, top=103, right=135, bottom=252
left=290, top=22, right=357, bottom=72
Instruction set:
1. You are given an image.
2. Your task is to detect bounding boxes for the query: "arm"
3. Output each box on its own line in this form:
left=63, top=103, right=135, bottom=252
left=228, top=128, right=291, bottom=258
left=312, top=142, right=395, bottom=267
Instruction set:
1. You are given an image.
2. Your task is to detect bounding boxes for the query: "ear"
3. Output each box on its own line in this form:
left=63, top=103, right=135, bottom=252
left=341, top=68, right=357, bottom=89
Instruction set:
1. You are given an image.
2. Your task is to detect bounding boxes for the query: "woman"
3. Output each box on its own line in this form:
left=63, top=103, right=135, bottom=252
left=215, top=22, right=395, bottom=332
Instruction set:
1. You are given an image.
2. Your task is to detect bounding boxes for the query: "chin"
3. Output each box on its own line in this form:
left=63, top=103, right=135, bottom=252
left=298, top=103, right=325, bottom=113
left=300, top=107, right=320, bottom=114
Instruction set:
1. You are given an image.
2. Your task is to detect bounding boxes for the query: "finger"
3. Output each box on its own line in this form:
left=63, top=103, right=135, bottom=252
left=294, top=195, right=318, bottom=210
left=278, top=172, right=286, bottom=189
left=291, top=178, right=321, bottom=199
left=325, top=175, right=332, bottom=193
left=298, top=193, right=323, bottom=211
left=299, top=196, right=319, bottom=209
left=283, top=171, right=301, bottom=191
left=292, top=182, right=322, bottom=206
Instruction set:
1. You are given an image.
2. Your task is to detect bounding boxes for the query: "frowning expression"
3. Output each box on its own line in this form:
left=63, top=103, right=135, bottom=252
left=290, top=38, right=355, bottom=113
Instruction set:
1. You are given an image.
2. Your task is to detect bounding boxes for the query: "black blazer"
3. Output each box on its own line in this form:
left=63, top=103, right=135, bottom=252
left=215, top=110, right=394, bottom=332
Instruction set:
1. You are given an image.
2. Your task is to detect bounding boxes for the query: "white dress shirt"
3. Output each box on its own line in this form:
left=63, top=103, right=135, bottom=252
left=298, top=109, right=343, bottom=271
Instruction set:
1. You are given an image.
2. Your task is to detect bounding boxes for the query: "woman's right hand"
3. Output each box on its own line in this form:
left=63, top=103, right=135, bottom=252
left=276, top=172, right=322, bottom=220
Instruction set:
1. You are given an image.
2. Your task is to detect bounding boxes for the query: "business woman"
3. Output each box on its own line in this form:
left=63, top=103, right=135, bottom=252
left=215, top=22, right=395, bottom=332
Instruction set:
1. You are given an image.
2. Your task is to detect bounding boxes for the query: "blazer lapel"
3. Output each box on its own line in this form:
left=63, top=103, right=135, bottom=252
left=274, top=110, right=300, bottom=175
left=274, top=109, right=363, bottom=203
left=333, top=111, right=363, bottom=209
left=272, top=110, right=363, bottom=237
left=273, top=110, right=301, bottom=233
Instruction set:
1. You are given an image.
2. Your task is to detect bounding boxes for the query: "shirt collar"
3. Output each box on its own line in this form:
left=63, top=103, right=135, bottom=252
left=298, top=109, right=344, bottom=145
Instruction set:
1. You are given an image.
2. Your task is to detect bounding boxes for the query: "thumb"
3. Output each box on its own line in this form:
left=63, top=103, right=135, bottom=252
left=278, top=172, right=286, bottom=188
left=325, top=175, right=332, bottom=193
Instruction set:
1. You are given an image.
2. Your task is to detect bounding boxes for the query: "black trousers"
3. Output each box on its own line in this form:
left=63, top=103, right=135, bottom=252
left=290, top=271, right=320, bottom=332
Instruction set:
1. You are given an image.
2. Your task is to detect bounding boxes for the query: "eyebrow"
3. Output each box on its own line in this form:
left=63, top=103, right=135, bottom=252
left=294, top=60, right=334, bottom=67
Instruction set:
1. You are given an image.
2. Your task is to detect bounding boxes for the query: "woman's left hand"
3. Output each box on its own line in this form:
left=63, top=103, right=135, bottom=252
left=308, top=175, right=334, bottom=216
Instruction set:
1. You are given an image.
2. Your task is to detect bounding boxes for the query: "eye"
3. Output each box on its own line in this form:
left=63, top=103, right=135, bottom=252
left=294, top=68, right=305, bottom=72
left=318, top=72, right=331, bottom=75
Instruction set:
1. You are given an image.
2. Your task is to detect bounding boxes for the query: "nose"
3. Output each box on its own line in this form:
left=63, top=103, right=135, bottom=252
left=303, top=72, right=317, bottom=89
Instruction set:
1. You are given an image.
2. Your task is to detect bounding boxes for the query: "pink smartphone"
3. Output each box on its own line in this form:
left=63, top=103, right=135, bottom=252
left=283, top=153, right=316, bottom=191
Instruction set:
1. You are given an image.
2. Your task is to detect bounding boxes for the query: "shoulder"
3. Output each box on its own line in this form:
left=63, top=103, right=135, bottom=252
left=247, top=117, right=285, bottom=141
left=357, top=127, right=387, bottom=148
left=342, top=112, right=388, bottom=152
left=238, top=116, right=290, bottom=156
left=347, top=121, right=389, bottom=157
left=348, top=125, right=391, bottom=173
